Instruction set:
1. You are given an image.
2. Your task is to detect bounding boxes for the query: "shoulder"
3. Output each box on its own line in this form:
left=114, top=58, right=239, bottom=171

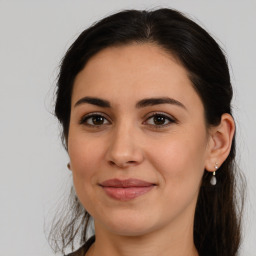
left=65, top=236, right=95, bottom=256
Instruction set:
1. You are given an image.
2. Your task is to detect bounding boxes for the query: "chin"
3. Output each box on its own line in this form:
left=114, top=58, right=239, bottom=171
left=96, top=212, right=159, bottom=237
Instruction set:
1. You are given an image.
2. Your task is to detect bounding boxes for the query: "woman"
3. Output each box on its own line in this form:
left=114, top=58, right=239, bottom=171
left=49, top=8, right=244, bottom=256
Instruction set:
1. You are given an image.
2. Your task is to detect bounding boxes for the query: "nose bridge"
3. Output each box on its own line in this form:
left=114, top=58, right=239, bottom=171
left=106, top=117, right=143, bottom=167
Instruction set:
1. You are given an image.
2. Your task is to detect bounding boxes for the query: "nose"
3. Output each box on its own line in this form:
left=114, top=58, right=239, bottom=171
left=106, top=122, right=144, bottom=168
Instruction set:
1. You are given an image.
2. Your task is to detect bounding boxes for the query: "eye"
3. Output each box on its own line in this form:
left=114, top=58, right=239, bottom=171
left=80, top=113, right=110, bottom=126
left=144, top=113, right=176, bottom=127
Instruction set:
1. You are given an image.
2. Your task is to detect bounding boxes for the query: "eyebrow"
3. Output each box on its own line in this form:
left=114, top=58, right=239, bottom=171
left=135, top=97, right=186, bottom=110
left=74, top=97, right=111, bottom=108
left=74, top=96, right=186, bottom=110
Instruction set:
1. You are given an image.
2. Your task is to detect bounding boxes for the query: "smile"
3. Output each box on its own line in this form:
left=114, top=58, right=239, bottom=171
left=99, top=178, right=156, bottom=201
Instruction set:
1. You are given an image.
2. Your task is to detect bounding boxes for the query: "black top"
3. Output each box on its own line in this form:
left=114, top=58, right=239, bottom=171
left=65, top=236, right=95, bottom=256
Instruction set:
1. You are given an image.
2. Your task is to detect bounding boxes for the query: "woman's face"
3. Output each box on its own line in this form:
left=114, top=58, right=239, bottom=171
left=68, top=43, right=212, bottom=236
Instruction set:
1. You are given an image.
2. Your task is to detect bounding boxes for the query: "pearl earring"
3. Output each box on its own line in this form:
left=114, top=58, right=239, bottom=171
left=210, top=163, right=218, bottom=186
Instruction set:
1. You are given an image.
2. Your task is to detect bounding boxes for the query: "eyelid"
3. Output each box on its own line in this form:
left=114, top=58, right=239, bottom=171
left=79, top=111, right=177, bottom=128
left=144, top=111, right=176, bottom=121
left=79, top=112, right=111, bottom=125
left=143, top=111, right=177, bottom=127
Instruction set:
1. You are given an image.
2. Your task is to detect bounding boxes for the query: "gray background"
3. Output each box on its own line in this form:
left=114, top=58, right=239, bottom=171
left=0, top=1, right=255, bottom=255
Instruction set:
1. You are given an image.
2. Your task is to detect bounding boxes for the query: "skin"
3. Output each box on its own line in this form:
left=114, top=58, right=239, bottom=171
left=67, top=43, right=235, bottom=256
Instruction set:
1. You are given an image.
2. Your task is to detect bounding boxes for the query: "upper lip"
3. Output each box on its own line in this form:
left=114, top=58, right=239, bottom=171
left=100, top=178, right=155, bottom=188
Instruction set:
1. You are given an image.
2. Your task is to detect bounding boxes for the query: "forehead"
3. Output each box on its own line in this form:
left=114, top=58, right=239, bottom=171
left=72, top=43, right=203, bottom=110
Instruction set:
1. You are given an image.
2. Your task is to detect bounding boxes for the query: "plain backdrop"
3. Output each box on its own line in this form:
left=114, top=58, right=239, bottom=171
left=0, top=1, right=255, bottom=255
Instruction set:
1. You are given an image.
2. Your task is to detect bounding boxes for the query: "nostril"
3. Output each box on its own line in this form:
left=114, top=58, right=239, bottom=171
left=127, top=161, right=137, bottom=165
left=108, top=160, right=138, bottom=168
left=109, top=161, right=115, bottom=166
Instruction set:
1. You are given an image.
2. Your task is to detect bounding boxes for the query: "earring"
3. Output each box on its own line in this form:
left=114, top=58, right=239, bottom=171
left=67, top=163, right=71, bottom=170
left=210, top=163, right=218, bottom=186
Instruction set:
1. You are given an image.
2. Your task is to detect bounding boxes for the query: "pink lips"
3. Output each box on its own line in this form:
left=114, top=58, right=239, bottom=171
left=100, top=179, right=155, bottom=201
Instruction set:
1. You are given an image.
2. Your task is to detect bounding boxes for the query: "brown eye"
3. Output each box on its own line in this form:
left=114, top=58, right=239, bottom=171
left=145, top=113, right=175, bottom=127
left=153, top=115, right=166, bottom=125
left=91, top=116, right=105, bottom=125
left=80, top=114, right=110, bottom=126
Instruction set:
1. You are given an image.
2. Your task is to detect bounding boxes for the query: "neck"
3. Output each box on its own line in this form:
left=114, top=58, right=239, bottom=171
left=87, top=219, right=198, bottom=256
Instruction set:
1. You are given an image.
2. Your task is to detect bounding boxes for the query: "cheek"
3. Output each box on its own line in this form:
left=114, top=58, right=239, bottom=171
left=148, top=132, right=207, bottom=192
left=145, top=135, right=207, bottom=220
left=68, top=136, right=108, bottom=216
left=68, top=136, right=103, bottom=194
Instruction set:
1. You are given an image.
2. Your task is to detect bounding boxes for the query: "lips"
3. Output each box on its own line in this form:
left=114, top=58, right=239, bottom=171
left=100, top=178, right=156, bottom=201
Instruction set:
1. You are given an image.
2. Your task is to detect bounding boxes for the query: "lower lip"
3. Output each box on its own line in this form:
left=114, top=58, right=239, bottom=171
left=102, top=186, right=154, bottom=201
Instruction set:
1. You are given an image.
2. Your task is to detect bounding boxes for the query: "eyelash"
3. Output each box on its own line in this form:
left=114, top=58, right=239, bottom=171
left=79, top=112, right=110, bottom=127
left=79, top=112, right=176, bottom=129
left=144, top=112, right=176, bottom=128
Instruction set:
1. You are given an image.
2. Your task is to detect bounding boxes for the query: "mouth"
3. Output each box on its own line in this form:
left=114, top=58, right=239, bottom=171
left=99, top=178, right=156, bottom=201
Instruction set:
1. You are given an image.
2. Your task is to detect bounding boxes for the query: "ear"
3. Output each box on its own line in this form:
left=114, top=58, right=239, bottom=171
left=67, top=162, right=72, bottom=171
left=205, top=113, right=235, bottom=172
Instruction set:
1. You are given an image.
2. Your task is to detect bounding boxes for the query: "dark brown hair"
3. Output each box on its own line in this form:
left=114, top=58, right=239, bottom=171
left=49, top=8, right=245, bottom=256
